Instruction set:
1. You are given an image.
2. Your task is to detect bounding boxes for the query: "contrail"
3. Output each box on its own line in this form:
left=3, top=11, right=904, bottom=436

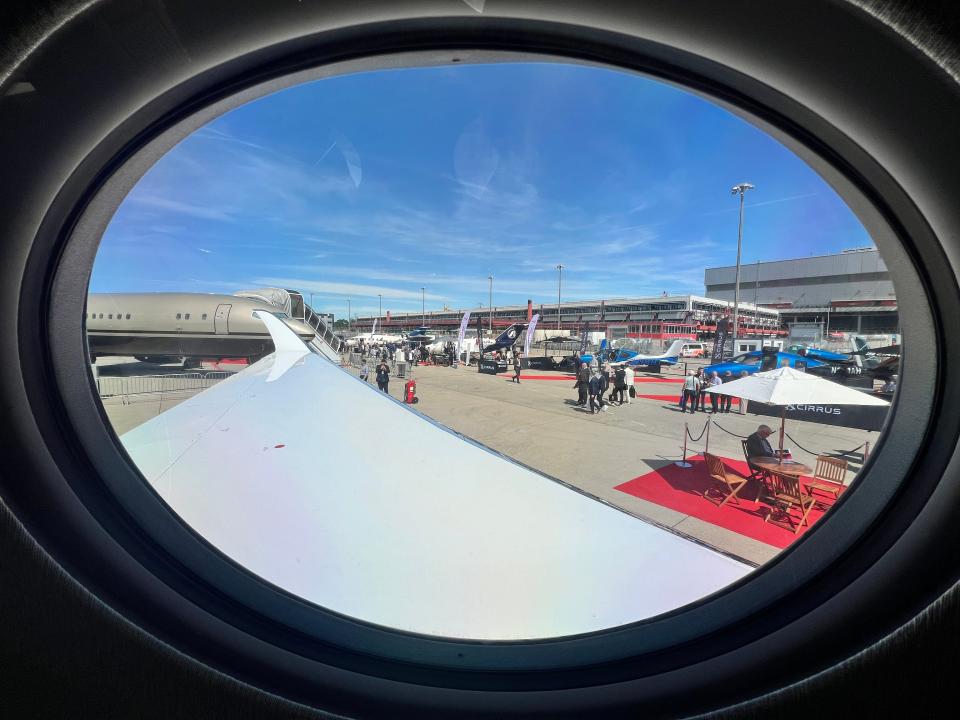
left=314, top=140, right=337, bottom=166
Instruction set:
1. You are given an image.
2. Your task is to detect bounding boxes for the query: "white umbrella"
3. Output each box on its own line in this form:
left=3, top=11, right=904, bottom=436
left=708, top=367, right=889, bottom=463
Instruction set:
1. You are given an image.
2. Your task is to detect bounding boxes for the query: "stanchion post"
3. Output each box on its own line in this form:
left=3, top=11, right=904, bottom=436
left=675, top=422, right=693, bottom=468
left=704, top=417, right=711, bottom=455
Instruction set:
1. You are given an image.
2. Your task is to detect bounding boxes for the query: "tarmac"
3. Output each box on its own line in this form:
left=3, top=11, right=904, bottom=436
left=98, top=354, right=882, bottom=566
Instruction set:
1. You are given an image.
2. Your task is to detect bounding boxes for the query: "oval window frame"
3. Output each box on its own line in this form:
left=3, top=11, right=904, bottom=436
left=7, top=9, right=958, bottom=714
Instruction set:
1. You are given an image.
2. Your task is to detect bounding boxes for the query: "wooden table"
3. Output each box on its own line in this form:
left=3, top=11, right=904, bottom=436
left=748, top=458, right=813, bottom=504
left=751, top=458, right=812, bottom=477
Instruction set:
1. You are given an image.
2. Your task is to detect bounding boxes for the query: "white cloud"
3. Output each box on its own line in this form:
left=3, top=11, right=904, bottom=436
left=252, top=277, right=445, bottom=301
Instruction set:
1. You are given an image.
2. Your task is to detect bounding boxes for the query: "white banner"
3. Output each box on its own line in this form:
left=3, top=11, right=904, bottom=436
left=457, top=311, right=471, bottom=347
left=524, top=313, right=539, bottom=356
left=371, top=318, right=377, bottom=335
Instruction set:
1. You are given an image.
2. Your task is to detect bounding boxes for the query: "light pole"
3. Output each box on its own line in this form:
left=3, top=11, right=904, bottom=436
left=421, top=287, right=425, bottom=326
left=488, top=275, right=493, bottom=336
left=730, top=182, right=755, bottom=347
left=347, top=299, right=351, bottom=332
left=377, top=294, right=382, bottom=328
left=556, top=264, right=563, bottom=330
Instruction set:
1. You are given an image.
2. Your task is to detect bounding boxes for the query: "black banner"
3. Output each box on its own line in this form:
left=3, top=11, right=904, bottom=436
left=712, top=317, right=730, bottom=363
left=747, top=401, right=888, bottom=432
left=525, top=356, right=554, bottom=370
left=478, top=359, right=508, bottom=375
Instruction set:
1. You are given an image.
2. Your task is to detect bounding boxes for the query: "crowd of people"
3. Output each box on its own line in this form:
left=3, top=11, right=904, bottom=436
left=680, top=367, right=748, bottom=414
left=571, top=359, right=636, bottom=414
left=351, top=338, right=429, bottom=367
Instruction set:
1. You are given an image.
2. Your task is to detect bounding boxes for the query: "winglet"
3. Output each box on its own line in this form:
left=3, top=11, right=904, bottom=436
left=252, top=310, right=310, bottom=382
left=252, top=310, right=310, bottom=353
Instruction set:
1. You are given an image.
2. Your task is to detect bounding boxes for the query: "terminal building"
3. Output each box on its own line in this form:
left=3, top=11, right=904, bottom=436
left=703, top=247, right=898, bottom=337
left=352, top=295, right=780, bottom=342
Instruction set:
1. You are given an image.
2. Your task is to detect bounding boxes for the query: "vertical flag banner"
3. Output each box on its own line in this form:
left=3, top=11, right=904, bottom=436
left=524, top=313, right=539, bottom=356
left=371, top=318, right=377, bottom=335
left=457, top=311, right=471, bottom=348
left=579, top=321, right=591, bottom=356
left=712, top=316, right=730, bottom=362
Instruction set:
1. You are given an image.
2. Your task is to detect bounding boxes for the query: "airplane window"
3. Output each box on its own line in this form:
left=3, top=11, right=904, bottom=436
left=126, top=314, right=131, bottom=319
left=86, top=61, right=899, bottom=641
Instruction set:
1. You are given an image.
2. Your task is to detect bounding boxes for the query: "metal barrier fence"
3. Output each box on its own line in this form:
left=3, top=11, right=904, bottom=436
left=97, top=371, right=233, bottom=403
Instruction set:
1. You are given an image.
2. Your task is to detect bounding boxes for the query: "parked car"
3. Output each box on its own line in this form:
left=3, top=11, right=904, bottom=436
left=680, top=342, right=706, bottom=358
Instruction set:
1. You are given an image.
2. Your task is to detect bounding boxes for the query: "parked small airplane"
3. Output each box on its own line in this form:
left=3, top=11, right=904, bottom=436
left=344, top=331, right=405, bottom=346
left=849, top=338, right=900, bottom=380
left=607, top=339, right=688, bottom=369
left=703, top=349, right=829, bottom=377
left=784, top=344, right=856, bottom=363
left=424, top=332, right=483, bottom=358
left=405, top=326, right=436, bottom=344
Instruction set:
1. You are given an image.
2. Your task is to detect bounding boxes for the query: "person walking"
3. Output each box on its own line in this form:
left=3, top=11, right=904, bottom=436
left=574, top=362, right=590, bottom=406
left=707, top=371, right=723, bottom=413
left=680, top=369, right=700, bottom=413
left=512, top=351, right=522, bottom=383
left=721, top=370, right=734, bottom=412
left=359, top=359, right=370, bottom=383
left=597, top=365, right=610, bottom=411
left=375, top=360, right=390, bottom=393
left=613, top=365, right=627, bottom=405
left=623, top=364, right=635, bottom=404
left=588, top=369, right=603, bottom=414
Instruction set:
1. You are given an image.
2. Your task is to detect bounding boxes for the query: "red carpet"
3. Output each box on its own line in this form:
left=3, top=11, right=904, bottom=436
left=614, top=455, right=843, bottom=549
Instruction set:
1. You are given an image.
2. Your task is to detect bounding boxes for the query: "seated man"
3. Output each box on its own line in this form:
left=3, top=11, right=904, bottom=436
left=746, top=424, right=780, bottom=461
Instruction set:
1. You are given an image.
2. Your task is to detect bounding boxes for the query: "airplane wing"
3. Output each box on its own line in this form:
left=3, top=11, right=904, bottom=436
left=803, top=347, right=856, bottom=363
left=119, top=312, right=751, bottom=640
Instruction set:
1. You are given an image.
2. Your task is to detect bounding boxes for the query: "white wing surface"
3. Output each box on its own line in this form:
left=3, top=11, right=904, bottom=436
left=120, top=316, right=751, bottom=640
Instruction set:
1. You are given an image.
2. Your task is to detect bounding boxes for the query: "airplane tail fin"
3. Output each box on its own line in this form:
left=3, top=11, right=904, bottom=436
left=660, top=339, right=687, bottom=360
left=851, top=336, right=869, bottom=369
left=481, top=323, right=525, bottom=353
left=599, top=338, right=608, bottom=353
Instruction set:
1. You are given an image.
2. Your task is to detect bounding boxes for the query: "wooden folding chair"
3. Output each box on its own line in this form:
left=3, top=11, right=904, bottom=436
left=703, top=453, right=749, bottom=507
left=806, top=455, right=848, bottom=506
left=741, top=438, right=771, bottom=501
left=763, top=471, right=817, bottom=534
left=740, top=439, right=766, bottom=481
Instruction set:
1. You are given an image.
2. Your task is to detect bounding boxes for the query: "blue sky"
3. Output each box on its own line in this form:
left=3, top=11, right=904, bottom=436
left=91, top=62, right=873, bottom=319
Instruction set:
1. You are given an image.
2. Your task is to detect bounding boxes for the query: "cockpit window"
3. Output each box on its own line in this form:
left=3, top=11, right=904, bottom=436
left=85, top=61, right=897, bottom=640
